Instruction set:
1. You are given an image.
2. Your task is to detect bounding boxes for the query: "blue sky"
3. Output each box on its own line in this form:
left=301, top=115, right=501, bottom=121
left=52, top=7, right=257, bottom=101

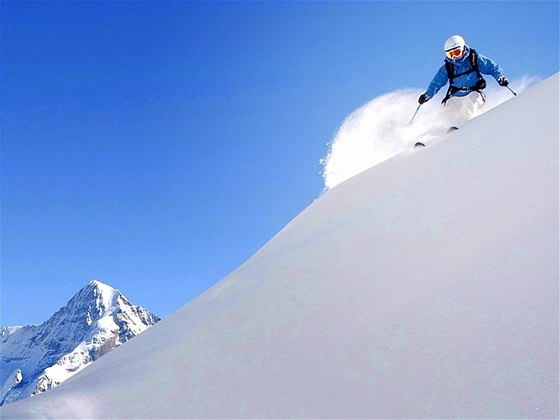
left=2, top=1, right=558, bottom=326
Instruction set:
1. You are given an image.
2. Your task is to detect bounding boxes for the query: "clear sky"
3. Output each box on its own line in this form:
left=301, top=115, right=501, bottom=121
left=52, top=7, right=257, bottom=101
left=2, top=1, right=558, bottom=326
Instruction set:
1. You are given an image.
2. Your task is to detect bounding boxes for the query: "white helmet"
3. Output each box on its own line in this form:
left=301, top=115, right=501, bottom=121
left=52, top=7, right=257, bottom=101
left=444, top=35, right=466, bottom=60
left=444, top=35, right=466, bottom=52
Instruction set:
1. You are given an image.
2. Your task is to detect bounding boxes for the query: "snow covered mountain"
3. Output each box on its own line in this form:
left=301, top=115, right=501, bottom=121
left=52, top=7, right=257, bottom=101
left=2, top=73, right=558, bottom=419
left=0, top=280, right=160, bottom=406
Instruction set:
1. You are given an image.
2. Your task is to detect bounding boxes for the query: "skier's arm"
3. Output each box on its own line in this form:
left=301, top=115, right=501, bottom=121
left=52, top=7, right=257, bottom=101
left=477, top=54, right=505, bottom=81
left=422, top=65, right=449, bottom=101
left=419, top=66, right=449, bottom=103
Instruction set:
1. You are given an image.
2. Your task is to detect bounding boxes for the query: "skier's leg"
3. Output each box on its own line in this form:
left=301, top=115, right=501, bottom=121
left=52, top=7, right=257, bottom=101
left=463, top=91, right=485, bottom=119
left=442, top=96, right=465, bottom=126
left=473, top=91, right=486, bottom=114
left=443, top=92, right=485, bottom=126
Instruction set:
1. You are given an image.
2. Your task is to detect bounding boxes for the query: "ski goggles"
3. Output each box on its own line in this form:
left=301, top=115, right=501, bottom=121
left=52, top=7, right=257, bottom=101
left=445, top=47, right=464, bottom=59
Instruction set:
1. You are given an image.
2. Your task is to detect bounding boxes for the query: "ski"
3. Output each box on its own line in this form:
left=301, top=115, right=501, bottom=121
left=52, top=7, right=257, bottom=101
left=414, top=126, right=459, bottom=149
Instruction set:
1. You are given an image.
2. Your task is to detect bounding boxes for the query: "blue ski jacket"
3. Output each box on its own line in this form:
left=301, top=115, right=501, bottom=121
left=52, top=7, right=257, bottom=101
left=426, top=46, right=505, bottom=98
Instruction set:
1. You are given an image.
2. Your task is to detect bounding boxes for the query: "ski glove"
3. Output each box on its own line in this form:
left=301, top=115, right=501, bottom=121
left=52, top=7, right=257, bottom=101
left=474, top=78, right=487, bottom=90
left=497, top=76, right=509, bottom=87
left=418, top=93, right=431, bottom=104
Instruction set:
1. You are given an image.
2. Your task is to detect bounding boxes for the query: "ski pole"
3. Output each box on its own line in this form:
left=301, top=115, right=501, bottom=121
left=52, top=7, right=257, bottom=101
left=409, top=104, right=422, bottom=124
left=506, top=85, right=517, bottom=96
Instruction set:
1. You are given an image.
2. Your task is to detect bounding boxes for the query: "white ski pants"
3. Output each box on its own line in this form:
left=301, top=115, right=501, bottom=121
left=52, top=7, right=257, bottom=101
left=443, top=91, right=486, bottom=125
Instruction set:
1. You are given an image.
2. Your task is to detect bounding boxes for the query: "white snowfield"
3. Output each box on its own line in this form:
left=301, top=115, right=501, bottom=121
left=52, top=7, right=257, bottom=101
left=2, top=73, right=558, bottom=419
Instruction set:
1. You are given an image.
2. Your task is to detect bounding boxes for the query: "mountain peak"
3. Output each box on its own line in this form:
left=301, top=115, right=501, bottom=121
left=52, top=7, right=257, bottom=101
left=82, top=279, right=117, bottom=300
left=87, top=279, right=111, bottom=289
left=67, top=280, right=120, bottom=321
left=0, top=280, right=159, bottom=406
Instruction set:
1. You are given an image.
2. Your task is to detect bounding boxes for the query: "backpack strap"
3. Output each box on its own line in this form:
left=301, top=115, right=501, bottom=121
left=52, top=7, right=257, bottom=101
left=445, top=60, right=454, bottom=80
left=470, top=48, right=481, bottom=78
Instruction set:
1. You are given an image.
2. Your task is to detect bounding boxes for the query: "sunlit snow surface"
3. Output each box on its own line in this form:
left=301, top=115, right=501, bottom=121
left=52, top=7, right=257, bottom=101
left=2, top=74, right=558, bottom=419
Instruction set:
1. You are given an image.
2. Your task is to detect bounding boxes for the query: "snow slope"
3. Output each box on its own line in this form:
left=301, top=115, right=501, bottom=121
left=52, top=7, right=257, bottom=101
left=2, top=73, right=558, bottom=419
left=0, top=280, right=159, bottom=406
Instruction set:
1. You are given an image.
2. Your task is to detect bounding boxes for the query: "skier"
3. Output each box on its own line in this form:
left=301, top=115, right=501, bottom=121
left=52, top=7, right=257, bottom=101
left=418, top=35, right=509, bottom=125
